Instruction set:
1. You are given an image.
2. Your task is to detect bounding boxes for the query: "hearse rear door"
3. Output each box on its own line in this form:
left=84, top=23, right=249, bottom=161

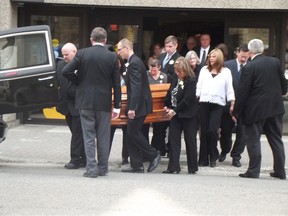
left=0, top=25, right=58, bottom=114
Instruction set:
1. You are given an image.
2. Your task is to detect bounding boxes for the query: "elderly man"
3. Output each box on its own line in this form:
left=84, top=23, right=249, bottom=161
left=233, top=39, right=287, bottom=180
left=56, top=43, right=86, bottom=170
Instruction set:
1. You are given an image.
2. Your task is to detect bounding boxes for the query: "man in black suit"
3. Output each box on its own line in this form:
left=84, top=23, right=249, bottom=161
left=233, top=39, right=287, bottom=180
left=193, top=33, right=213, bottom=68
left=179, top=36, right=197, bottom=57
left=159, top=35, right=181, bottom=84
left=56, top=43, right=86, bottom=169
left=117, top=38, right=161, bottom=173
left=219, top=44, right=249, bottom=167
left=158, top=35, right=181, bottom=155
left=63, top=27, right=121, bottom=178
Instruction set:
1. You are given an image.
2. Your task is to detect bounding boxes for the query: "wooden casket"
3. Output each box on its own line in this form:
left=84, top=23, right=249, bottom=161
left=111, top=83, right=171, bottom=125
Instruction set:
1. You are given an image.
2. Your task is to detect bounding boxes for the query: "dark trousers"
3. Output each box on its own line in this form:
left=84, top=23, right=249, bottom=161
left=244, top=114, right=286, bottom=177
left=127, top=116, right=158, bottom=168
left=110, top=125, right=129, bottom=160
left=168, top=116, right=198, bottom=173
left=65, top=113, right=86, bottom=165
left=199, top=102, right=223, bottom=164
left=220, top=111, right=246, bottom=160
left=230, top=122, right=246, bottom=161
left=142, top=122, right=166, bottom=154
left=220, top=110, right=235, bottom=154
left=141, top=123, right=150, bottom=143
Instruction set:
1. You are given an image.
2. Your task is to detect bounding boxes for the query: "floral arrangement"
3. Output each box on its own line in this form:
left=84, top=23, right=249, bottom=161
left=159, top=74, right=164, bottom=83
left=123, top=62, right=129, bottom=75
left=169, top=60, right=174, bottom=65
left=179, top=80, right=184, bottom=89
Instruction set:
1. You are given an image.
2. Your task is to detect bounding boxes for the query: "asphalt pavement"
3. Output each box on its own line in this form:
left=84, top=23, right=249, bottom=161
left=0, top=123, right=287, bottom=177
left=0, top=124, right=288, bottom=216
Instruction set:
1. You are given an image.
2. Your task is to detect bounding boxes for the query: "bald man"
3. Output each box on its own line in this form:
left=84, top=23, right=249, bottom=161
left=56, top=43, right=86, bottom=169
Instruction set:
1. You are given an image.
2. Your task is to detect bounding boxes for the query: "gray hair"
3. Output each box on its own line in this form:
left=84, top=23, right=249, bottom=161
left=90, top=27, right=107, bottom=43
left=248, top=39, right=264, bottom=54
left=185, top=50, right=200, bottom=64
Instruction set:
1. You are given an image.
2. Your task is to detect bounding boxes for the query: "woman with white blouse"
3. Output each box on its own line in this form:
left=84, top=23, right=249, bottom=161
left=196, top=48, right=235, bottom=167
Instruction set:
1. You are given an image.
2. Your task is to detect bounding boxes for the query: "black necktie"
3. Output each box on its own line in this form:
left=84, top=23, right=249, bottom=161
left=239, top=64, right=243, bottom=73
left=200, top=50, right=206, bottom=66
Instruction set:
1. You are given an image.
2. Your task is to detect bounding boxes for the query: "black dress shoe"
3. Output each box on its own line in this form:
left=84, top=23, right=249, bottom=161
left=239, top=172, right=259, bottom=179
left=121, top=158, right=129, bottom=165
left=232, top=159, right=241, bottom=167
left=270, top=172, right=286, bottom=180
left=218, top=153, right=226, bottom=162
left=162, top=170, right=180, bottom=174
left=78, top=162, right=86, bottom=168
left=198, top=161, right=209, bottom=167
left=98, top=170, right=109, bottom=176
left=121, top=166, right=144, bottom=173
left=210, top=161, right=217, bottom=168
left=188, top=171, right=197, bottom=174
left=160, top=150, right=167, bottom=157
left=83, top=172, right=98, bottom=178
left=147, top=152, right=161, bottom=172
left=64, top=162, right=80, bottom=169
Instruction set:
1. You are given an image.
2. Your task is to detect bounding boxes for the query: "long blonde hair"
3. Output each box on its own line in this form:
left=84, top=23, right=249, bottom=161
left=206, top=48, right=224, bottom=73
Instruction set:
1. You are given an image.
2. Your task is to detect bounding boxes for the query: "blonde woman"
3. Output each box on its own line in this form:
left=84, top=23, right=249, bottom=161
left=163, top=57, right=199, bottom=174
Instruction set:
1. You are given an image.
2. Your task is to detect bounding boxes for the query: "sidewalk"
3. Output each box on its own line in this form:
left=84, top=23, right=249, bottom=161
left=0, top=124, right=287, bottom=176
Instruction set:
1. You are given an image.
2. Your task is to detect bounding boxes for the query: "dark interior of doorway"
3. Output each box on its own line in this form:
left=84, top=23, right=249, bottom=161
left=143, top=17, right=225, bottom=51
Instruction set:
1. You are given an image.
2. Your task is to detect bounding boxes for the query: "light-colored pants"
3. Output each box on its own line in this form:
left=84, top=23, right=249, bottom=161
left=80, top=109, right=111, bottom=175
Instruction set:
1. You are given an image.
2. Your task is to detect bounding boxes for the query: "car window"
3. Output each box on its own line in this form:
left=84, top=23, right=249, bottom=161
left=0, top=30, right=53, bottom=79
left=0, top=33, right=49, bottom=69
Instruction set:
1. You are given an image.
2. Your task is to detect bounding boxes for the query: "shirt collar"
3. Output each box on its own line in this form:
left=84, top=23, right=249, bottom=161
left=93, top=42, right=104, bottom=46
left=202, top=46, right=210, bottom=52
left=167, top=51, right=176, bottom=57
left=251, top=53, right=262, bottom=60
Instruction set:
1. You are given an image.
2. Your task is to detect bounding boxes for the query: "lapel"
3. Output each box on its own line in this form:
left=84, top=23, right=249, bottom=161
left=229, top=60, right=239, bottom=82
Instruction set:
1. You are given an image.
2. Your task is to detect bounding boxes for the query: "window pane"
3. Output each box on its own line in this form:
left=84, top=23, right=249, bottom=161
left=104, top=24, right=139, bottom=50
left=0, top=34, right=48, bottom=70
left=228, top=28, right=269, bottom=51
left=31, top=15, right=80, bottom=57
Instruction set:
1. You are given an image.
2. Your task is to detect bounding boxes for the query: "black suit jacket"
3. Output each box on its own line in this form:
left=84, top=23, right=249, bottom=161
left=224, top=59, right=241, bottom=94
left=164, top=76, right=199, bottom=118
left=159, top=52, right=181, bottom=83
left=56, top=59, right=79, bottom=116
left=222, top=59, right=240, bottom=114
left=62, top=45, right=121, bottom=111
left=193, top=46, right=214, bottom=68
left=233, top=54, right=287, bottom=125
left=126, top=54, right=152, bottom=118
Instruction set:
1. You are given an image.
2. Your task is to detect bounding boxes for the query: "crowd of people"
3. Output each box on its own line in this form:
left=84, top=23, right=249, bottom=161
left=56, top=27, right=287, bottom=180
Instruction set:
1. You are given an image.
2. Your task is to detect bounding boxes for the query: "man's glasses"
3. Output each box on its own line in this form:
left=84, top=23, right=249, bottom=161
left=118, top=47, right=126, bottom=52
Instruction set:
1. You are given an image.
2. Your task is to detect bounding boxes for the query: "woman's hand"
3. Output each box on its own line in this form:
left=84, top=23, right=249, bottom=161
left=127, top=110, right=135, bottom=119
left=229, top=100, right=235, bottom=114
left=166, top=108, right=176, bottom=119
